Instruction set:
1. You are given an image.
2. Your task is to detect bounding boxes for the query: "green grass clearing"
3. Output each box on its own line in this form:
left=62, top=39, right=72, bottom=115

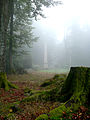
left=39, top=68, right=69, bottom=74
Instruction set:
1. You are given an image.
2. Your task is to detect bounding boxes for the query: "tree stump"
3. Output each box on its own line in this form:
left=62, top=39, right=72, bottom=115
left=35, top=67, right=90, bottom=120
left=60, top=67, right=90, bottom=106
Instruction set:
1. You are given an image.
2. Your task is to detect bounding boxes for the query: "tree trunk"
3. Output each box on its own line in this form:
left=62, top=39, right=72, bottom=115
left=8, top=0, right=14, bottom=74
left=35, top=67, right=90, bottom=120
left=48, top=67, right=90, bottom=120
left=0, top=0, right=17, bottom=90
left=60, top=67, right=90, bottom=106
left=0, top=72, right=17, bottom=90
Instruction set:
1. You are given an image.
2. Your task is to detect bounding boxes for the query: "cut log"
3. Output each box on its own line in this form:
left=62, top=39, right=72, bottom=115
left=0, top=72, right=17, bottom=90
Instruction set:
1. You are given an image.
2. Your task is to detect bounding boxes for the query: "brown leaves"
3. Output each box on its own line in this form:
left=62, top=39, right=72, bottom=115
left=0, top=87, right=60, bottom=120
left=79, top=106, right=88, bottom=113
left=0, top=88, right=25, bottom=103
left=71, top=106, right=90, bottom=120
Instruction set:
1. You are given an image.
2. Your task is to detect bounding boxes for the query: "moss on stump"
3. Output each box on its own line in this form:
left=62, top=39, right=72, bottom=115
left=35, top=67, right=90, bottom=120
left=0, top=72, right=17, bottom=91
left=60, top=67, right=90, bottom=105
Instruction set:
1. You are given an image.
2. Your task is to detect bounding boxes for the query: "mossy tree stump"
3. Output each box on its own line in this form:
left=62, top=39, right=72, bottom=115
left=60, top=67, right=90, bottom=106
left=35, top=67, right=90, bottom=120
left=0, top=72, right=17, bottom=91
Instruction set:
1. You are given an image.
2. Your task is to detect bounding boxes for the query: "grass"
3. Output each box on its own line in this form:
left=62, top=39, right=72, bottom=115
left=39, top=68, right=69, bottom=74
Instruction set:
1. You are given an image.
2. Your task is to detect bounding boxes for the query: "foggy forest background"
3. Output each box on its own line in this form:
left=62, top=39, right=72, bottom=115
left=17, top=0, right=90, bottom=73
left=4, top=0, right=90, bottom=74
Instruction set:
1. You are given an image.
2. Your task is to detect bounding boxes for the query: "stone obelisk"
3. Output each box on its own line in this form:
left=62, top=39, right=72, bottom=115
left=44, top=42, right=48, bottom=69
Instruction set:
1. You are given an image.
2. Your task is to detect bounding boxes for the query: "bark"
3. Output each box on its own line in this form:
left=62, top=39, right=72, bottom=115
left=35, top=67, right=90, bottom=120
left=8, top=0, right=14, bottom=73
left=0, top=0, right=17, bottom=90
left=0, top=0, right=10, bottom=72
left=0, top=1, right=3, bottom=29
left=60, top=67, right=90, bottom=106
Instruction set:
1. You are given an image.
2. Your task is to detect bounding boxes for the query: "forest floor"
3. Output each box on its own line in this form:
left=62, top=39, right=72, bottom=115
left=0, top=71, right=62, bottom=120
left=0, top=70, right=90, bottom=120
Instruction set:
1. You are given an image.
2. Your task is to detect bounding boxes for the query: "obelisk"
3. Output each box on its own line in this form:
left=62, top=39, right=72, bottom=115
left=44, top=42, right=48, bottom=69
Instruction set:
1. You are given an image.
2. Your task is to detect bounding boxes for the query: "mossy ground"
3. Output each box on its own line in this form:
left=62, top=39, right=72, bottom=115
left=0, top=69, right=90, bottom=120
left=21, top=73, right=67, bottom=102
left=35, top=67, right=90, bottom=120
left=35, top=114, right=48, bottom=120
left=0, top=71, right=61, bottom=119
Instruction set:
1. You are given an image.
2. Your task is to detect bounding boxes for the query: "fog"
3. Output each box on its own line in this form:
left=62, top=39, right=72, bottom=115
left=24, top=0, right=90, bottom=70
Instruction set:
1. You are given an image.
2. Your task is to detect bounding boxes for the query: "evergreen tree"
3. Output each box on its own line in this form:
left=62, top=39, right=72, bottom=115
left=0, top=0, right=60, bottom=89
